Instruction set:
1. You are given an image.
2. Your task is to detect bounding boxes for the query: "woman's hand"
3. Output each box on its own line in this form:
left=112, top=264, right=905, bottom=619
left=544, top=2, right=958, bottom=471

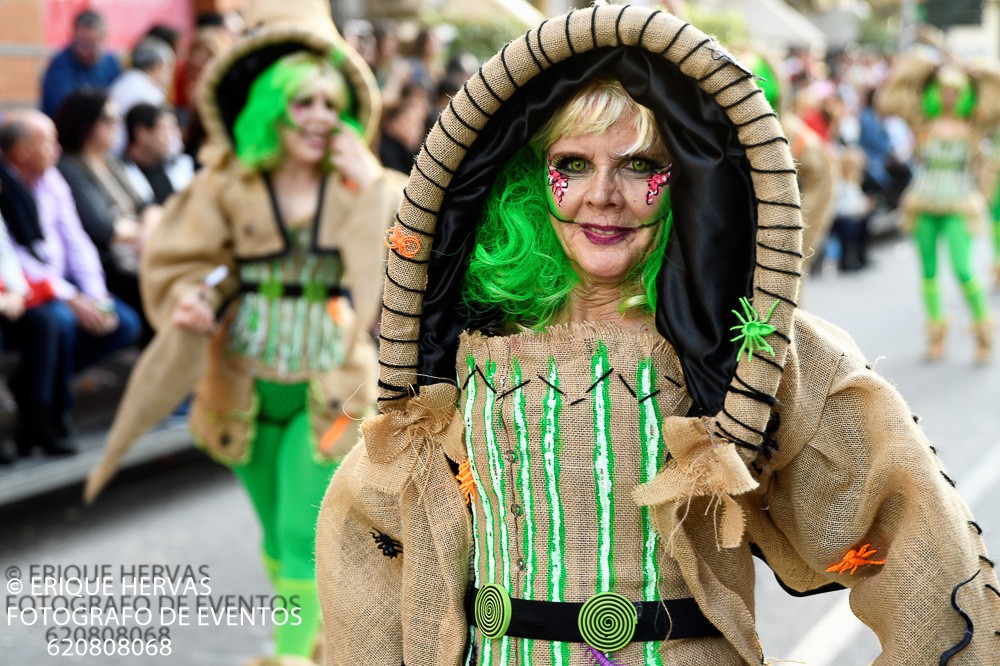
left=329, top=129, right=381, bottom=190
left=69, top=296, right=117, bottom=335
left=171, top=292, right=216, bottom=336
left=113, top=217, right=142, bottom=247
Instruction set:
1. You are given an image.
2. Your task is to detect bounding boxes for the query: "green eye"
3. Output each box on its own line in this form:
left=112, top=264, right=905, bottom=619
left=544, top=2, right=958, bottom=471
left=631, top=158, right=649, bottom=171
left=567, top=158, right=587, bottom=172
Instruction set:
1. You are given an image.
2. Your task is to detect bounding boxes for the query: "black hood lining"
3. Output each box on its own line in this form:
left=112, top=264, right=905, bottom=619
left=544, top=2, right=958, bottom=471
left=409, top=46, right=757, bottom=415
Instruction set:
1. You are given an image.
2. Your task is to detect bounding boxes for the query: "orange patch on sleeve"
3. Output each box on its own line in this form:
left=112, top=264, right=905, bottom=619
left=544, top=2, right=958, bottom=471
left=456, top=460, right=476, bottom=505
left=825, top=543, right=886, bottom=576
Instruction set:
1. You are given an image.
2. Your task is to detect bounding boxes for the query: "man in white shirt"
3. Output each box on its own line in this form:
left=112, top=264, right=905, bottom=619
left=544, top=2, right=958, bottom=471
left=108, top=37, right=174, bottom=153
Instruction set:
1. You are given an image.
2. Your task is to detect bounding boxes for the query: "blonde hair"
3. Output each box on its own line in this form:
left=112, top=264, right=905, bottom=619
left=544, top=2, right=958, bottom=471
left=531, top=77, right=664, bottom=155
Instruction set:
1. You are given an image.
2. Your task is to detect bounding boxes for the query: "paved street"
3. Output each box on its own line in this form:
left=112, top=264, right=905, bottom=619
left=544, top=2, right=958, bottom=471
left=1, top=235, right=998, bottom=665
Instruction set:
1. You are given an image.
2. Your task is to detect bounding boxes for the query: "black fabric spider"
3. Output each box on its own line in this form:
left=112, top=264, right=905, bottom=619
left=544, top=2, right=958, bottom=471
left=371, top=529, right=403, bottom=559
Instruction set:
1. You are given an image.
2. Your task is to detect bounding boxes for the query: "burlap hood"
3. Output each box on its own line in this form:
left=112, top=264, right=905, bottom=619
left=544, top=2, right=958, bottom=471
left=378, top=4, right=803, bottom=473
left=197, top=0, right=381, bottom=149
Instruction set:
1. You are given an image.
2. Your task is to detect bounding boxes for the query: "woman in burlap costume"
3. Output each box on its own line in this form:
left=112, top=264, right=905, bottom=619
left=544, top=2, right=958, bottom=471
left=877, top=52, right=1000, bottom=362
left=316, top=6, right=998, bottom=665
left=117, top=0, right=395, bottom=663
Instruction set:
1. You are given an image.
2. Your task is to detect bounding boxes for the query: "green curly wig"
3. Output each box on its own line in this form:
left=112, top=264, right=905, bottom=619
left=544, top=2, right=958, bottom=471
left=923, top=76, right=977, bottom=120
left=462, top=143, right=672, bottom=330
left=233, top=50, right=361, bottom=170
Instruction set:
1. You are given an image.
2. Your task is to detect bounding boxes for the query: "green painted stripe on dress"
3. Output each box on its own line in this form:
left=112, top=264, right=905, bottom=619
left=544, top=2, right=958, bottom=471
left=462, top=355, right=482, bottom=589
left=592, top=340, right=615, bottom=593
left=540, top=358, right=570, bottom=666
left=511, top=358, right=535, bottom=666
left=482, top=361, right=511, bottom=665
left=638, top=359, right=664, bottom=666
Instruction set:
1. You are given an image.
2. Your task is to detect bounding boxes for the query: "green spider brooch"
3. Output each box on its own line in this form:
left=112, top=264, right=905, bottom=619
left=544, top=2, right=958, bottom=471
left=730, top=297, right=779, bottom=363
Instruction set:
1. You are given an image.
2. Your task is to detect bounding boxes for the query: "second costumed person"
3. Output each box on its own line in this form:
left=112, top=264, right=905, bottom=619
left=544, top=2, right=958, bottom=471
left=86, top=0, right=398, bottom=663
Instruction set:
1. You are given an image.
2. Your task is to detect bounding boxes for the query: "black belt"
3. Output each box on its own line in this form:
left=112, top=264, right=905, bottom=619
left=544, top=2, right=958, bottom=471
left=238, top=281, right=345, bottom=299
left=465, top=587, right=720, bottom=646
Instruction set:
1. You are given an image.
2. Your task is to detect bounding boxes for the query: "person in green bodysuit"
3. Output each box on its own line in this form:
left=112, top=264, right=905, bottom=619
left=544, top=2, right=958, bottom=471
left=879, top=57, right=1000, bottom=362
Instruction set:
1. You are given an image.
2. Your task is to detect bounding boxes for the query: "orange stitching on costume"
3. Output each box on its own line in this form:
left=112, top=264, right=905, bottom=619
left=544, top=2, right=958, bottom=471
left=825, top=543, right=886, bottom=575
left=384, top=227, right=422, bottom=258
left=456, top=460, right=476, bottom=504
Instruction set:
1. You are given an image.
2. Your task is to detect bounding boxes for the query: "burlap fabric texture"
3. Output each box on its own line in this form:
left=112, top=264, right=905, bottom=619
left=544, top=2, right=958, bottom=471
left=317, top=5, right=999, bottom=664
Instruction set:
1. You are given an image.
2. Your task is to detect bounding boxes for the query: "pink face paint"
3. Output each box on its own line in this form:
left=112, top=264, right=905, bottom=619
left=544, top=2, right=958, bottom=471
left=289, top=102, right=309, bottom=125
left=645, top=164, right=672, bottom=206
left=548, top=161, right=569, bottom=205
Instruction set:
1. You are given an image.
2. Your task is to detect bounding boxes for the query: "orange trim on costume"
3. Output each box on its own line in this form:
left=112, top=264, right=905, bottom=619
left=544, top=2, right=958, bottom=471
left=326, top=297, right=343, bottom=325
left=825, top=543, right=886, bottom=575
left=456, top=460, right=476, bottom=504
left=384, top=226, right=422, bottom=258
left=320, top=414, right=353, bottom=455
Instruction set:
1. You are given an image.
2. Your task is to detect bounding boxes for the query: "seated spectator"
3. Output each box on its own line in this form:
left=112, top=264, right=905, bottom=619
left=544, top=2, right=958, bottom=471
left=378, top=85, right=430, bottom=174
left=0, top=212, right=29, bottom=464
left=108, top=36, right=175, bottom=152
left=0, top=110, right=141, bottom=454
left=122, top=104, right=193, bottom=205
left=174, top=26, right=231, bottom=125
left=54, top=90, right=160, bottom=342
left=41, top=10, right=121, bottom=118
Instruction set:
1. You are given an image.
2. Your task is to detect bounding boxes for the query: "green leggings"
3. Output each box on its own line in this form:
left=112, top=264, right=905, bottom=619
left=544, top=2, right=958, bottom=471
left=913, top=212, right=989, bottom=323
left=232, top=379, right=341, bottom=657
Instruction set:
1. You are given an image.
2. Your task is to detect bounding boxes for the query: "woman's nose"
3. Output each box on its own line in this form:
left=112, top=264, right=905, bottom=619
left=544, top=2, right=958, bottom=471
left=585, top=169, right=624, bottom=207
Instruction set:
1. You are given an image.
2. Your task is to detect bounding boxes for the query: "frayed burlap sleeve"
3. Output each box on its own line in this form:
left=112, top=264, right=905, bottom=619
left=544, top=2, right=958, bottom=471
left=316, top=385, right=473, bottom=665
left=752, top=324, right=999, bottom=664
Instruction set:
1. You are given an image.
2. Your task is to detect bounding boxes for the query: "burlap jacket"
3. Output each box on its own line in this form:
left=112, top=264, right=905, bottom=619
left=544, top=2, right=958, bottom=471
left=315, top=6, right=999, bottom=664
left=141, top=153, right=399, bottom=464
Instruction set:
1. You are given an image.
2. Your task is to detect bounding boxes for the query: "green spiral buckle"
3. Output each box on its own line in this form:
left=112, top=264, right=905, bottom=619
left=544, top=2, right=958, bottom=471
left=474, top=584, right=512, bottom=640
left=578, top=592, right=638, bottom=653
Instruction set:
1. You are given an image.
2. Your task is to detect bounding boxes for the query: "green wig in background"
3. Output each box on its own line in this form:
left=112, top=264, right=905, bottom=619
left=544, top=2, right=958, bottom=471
left=233, top=50, right=362, bottom=170
left=462, top=144, right=673, bottom=330
left=747, top=54, right=782, bottom=115
left=923, top=71, right=977, bottom=120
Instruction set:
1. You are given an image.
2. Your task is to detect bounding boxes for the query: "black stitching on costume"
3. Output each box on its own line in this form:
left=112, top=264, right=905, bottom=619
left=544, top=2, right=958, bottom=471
left=756, top=355, right=784, bottom=371
left=980, top=556, right=995, bottom=568
left=772, top=330, right=792, bottom=344
left=382, top=302, right=422, bottom=319
left=462, top=81, right=491, bottom=119
left=436, top=115, right=471, bottom=150
left=424, top=146, right=456, bottom=175
left=659, top=22, right=689, bottom=56
left=716, top=421, right=760, bottom=453
left=403, top=188, right=438, bottom=215
left=743, top=136, right=790, bottom=149
left=565, top=12, right=577, bottom=55
left=385, top=266, right=425, bottom=294
left=618, top=373, right=636, bottom=398
left=941, top=471, right=957, bottom=487
left=590, top=7, right=598, bottom=49
left=394, top=212, right=434, bottom=238
left=371, top=530, right=403, bottom=559
left=412, top=159, right=447, bottom=191
left=448, top=99, right=478, bottom=133
left=732, top=373, right=779, bottom=406
left=722, top=406, right=767, bottom=438
left=586, top=368, right=614, bottom=393
left=661, top=373, right=682, bottom=388
left=757, top=241, right=804, bottom=258
left=391, top=248, right=431, bottom=264
left=985, top=583, right=999, bottom=598
left=678, top=38, right=711, bottom=67
left=696, top=62, right=728, bottom=83
left=722, top=88, right=763, bottom=110
left=536, top=20, right=553, bottom=65
left=637, top=10, right=661, bottom=47
left=756, top=286, right=797, bottom=308
left=378, top=379, right=408, bottom=393
left=969, top=521, right=983, bottom=535
left=757, top=261, right=803, bottom=278
left=940, top=571, right=980, bottom=664
left=930, top=445, right=939, bottom=455
left=757, top=199, right=802, bottom=210
left=912, top=414, right=921, bottom=424
left=377, top=393, right=408, bottom=403
left=751, top=166, right=797, bottom=175
left=379, top=333, right=420, bottom=345
left=523, top=30, right=543, bottom=70
left=757, top=224, right=805, bottom=231
left=639, top=389, right=661, bottom=403
left=461, top=370, right=474, bottom=391
left=712, top=73, right=753, bottom=96
left=614, top=5, right=626, bottom=45
left=380, top=360, right=418, bottom=370
left=499, top=44, right=516, bottom=87
left=475, top=366, right=496, bottom=394
left=497, top=379, right=531, bottom=401
left=537, top=374, right=565, bottom=395
left=728, top=385, right=775, bottom=406
left=477, top=68, right=502, bottom=103
left=569, top=396, right=587, bottom=406
left=735, top=112, right=777, bottom=128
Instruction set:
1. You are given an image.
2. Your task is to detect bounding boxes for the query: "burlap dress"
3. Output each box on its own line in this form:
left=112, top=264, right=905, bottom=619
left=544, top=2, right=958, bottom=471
left=316, top=6, right=999, bottom=665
